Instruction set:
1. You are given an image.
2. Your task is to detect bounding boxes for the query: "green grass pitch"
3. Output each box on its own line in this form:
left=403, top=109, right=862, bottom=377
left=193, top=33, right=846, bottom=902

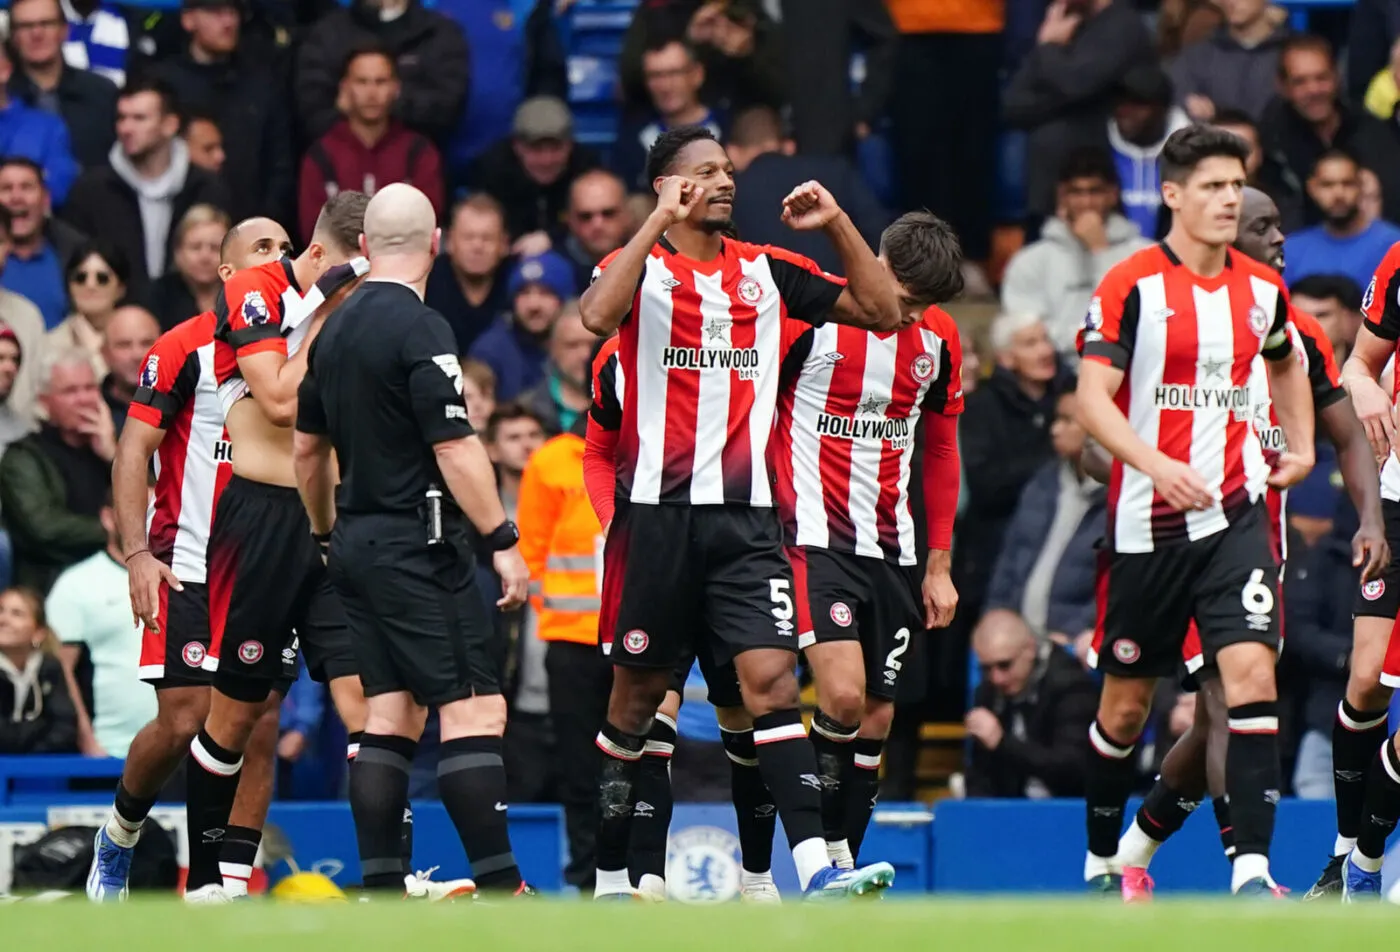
left=5, top=899, right=1400, bottom=951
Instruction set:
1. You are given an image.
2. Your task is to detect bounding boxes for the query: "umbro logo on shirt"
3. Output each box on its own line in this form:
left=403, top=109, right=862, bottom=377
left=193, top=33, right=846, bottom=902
left=660, top=278, right=682, bottom=289
left=816, top=352, right=844, bottom=365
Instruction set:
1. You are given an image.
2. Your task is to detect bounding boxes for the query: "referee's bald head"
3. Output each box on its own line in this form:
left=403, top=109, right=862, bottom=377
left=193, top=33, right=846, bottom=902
left=362, top=183, right=437, bottom=259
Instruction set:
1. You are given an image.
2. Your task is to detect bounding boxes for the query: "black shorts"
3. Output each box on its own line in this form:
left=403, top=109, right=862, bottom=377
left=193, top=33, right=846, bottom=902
left=1355, top=499, right=1400, bottom=618
left=600, top=502, right=796, bottom=670
left=206, top=476, right=355, bottom=700
left=669, top=646, right=745, bottom=710
left=139, top=579, right=297, bottom=694
left=328, top=514, right=499, bottom=706
left=790, top=546, right=921, bottom=701
left=1092, top=503, right=1281, bottom=679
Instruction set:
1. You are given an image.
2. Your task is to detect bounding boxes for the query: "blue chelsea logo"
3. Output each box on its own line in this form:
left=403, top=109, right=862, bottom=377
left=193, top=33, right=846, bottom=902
left=139, top=354, right=159, bottom=389
left=665, top=825, right=742, bottom=902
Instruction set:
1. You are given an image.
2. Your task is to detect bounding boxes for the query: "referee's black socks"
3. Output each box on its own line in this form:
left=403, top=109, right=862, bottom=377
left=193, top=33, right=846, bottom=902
left=347, top=731, right=414, bottom=871
left=186, top=729, right=243, bottom=891
left=350, top=733, right=416, bottom=890
left=438, top=735, right=522, bottom=891
left=628, top=714, right=676, bottom=886
left=594, top=721, right=646, bottom=896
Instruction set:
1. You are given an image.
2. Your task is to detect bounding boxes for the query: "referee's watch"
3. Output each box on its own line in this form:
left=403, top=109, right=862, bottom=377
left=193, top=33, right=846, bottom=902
left=485, top=520, right=520, bottom=552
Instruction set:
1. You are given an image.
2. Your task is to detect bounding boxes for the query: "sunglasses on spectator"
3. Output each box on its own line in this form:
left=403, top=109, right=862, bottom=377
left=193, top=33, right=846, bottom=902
left=11, top=17, right=64, bottom=31
left=978, top=658, right=1017, bottom=674
left=575, top=207, right=621, bottom=222
left=72, top=270, right=114, bottom=286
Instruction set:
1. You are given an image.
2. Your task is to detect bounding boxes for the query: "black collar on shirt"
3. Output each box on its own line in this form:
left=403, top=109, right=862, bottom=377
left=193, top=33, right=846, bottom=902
left=279, top=256, right=302, bottom=294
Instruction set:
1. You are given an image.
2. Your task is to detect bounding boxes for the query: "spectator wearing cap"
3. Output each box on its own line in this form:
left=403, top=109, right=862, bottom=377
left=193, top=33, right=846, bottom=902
left=468, top=96, right=601, bottom=250
left=1169, top=0, right=1288, bottom=122
left=0, top=42, right=78, bottom=208
left=1105, top=64, right=1189, bottom=239
left=468, top=250, right=573, bottom=401
left=7, top=0, right=118, bottom=171
left=0, top=156, right=85, bottom=329
left=297, top=42, right=443, bottom=245
left=727, top=105, right=888, bottom=278
left=0, top=204, right=49, bottom=423
left=1260, top=35, right=1400, bottom=228
left=295, top=0, right=468, bottom=148
left=1001, top=148, right=1151, bottom=355
left=1283, top=151, right=1400, bottom=293
left=425, top=193, right=511, bottom=353
left=1003, top=0, right=1154, bottom=227
left=0, top=324, right=33, bottom=456
left=139, top=0, right=295, bottom=226
left=612, top=38, right=725, bottom=193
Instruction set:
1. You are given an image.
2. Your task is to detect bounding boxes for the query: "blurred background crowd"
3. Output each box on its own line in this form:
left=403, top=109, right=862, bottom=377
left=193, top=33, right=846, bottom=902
left=0, top=0, right=1383, bottom=812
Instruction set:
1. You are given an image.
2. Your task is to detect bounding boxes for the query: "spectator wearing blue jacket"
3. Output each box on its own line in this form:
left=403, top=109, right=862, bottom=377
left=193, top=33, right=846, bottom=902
left=1283, top=151, right=1400, bottom=293
left=0, top=45, right=77, bottom=207
left=984, top=383, right=1104, bottom=644
left=1106, top=64, right=1189, bottom=241
left=468, top=250, right=573, bottom=400
left=612, top=38, right=725, bottom=192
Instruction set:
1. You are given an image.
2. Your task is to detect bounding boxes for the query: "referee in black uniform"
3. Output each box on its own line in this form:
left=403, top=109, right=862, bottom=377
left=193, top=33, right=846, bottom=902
left=292, top=182, right=531, bottom=896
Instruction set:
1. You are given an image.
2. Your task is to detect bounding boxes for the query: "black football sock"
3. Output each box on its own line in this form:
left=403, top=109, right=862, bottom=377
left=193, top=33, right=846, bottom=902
left=1225, top=702, right=1281, bottom=876
left=402, top=803, right=415, bottom=872
left=1118, top=779, right=1200, bottom=869
left=1084, top=720, right=1139, bottom=867
left=808, top=710, right=859, bottom=850
left=627, top=714, right=675, bottom=885
left=350, top=733, right=416, bottom=890
left=594, top=722, right=646, bottom=894
left=721, top=727, right=775, bottom=875
left=846, top=737, right=884, bottom=863
left=752, top=710, right=829, bottom=889
left=1356, top=737, right=1400, bottom=867
left=218, top=825, right=261, bottom=895
left=1212, top=796, right=1236, bottom=859
left=185, top=729, right=244, bottom=891
left=108, top=780, right=158, bottom=845
left=1333, top=700, right=1388, bottom=852
left=438, top=735, right=522, bottom=891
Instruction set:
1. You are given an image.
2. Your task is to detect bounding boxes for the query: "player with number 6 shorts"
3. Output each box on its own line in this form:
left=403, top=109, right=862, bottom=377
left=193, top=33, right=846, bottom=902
left=771, top=211, right=965, bottom=869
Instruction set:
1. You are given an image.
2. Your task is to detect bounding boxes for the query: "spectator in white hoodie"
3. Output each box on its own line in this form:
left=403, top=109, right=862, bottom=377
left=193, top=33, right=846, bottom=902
left=1000, top=147, right=1151, bottom=355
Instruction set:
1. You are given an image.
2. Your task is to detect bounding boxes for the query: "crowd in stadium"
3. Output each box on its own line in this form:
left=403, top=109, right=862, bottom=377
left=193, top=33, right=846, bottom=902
left=0, top=0, right=1396, bottom=880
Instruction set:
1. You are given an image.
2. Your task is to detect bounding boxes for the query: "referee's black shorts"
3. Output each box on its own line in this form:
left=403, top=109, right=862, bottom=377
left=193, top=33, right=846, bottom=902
left=327, top=513, right=499, bottom=706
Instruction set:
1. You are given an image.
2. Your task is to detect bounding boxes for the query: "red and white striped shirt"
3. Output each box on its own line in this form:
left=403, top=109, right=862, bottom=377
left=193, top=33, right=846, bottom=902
left=591, top=236, right=845, bottom=507
left=1359, top=241, right=1400, bottom=501
left=1078, top=244, right=1293, bottom=553
left=771, top=307, right=964, bottom=565
left=126, top=311, right=233, bottom=584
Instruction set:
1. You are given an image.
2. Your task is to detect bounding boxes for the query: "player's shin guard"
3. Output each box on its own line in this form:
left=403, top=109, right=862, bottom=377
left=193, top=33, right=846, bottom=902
left=1213, top=796, right=1236, bottom=859
left=437, top=736, right=522, bottom=891
left=1119, top=781, right=1201, bottom=869
left=721, top=727, right=775, bottom=875
left=1084, top=720, right=1138, bottom=873
left=808, top=711, right=858, bottom=860
left=1355, top=737, right=1400, bottom=869
left=349, top=733, right=416, bottom=890
left=595, top=722, right=646, bottom=895
left=1225, top=702, right=1281, bottom=890
left=628, top=714, right=676, bottom=885
left=218, top=826, right=262, bottom=897
left=752, top=709, right=829, bottom=890
left=185, top=729, right=244, bottom=891
left=846, top=737, right=884, bottom=863
left=1333, top=700, right=1388, bottom=855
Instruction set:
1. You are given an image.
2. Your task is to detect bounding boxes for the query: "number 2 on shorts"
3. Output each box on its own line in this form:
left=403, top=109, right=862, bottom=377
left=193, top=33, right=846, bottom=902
left=885, top=627, right=911, bottom=672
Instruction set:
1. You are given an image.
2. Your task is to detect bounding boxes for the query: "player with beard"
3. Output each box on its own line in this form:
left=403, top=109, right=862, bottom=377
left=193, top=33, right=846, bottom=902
left=88, top=218, right=297, bottom=901
left=581, top=125, right=904, bottom=900
left=1084, top=187, right=1386, bottom=900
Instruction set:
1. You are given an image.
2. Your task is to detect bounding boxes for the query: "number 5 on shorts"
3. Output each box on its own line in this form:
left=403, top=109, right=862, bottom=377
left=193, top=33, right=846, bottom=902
left=770, top=579, right=793, bottom=621
left=1241, top=568, right=1275, bottom=631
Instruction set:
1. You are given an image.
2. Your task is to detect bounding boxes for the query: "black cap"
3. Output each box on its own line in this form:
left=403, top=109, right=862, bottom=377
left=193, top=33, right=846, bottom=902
left=182, top=0, right=242, bottom=12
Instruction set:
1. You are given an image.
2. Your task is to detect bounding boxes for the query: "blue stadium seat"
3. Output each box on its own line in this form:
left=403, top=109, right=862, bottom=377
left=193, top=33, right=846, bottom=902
left=0, top=529, right=13, bottom=591
left=563, top=2, right=634, bottom=152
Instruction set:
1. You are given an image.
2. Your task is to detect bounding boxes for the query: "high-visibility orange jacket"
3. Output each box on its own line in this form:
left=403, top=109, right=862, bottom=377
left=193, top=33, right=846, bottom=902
left=517, top=432, right=603, bottom=646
